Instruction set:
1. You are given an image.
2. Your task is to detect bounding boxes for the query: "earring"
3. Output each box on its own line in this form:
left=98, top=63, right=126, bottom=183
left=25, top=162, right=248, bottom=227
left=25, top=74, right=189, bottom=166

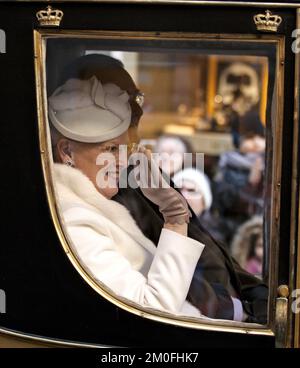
left=65, top=158, right=75, bottom=167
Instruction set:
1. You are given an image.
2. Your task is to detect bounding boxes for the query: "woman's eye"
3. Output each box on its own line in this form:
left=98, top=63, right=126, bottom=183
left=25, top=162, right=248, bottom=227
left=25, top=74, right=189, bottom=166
left=106, top=145, right=118, bottom=153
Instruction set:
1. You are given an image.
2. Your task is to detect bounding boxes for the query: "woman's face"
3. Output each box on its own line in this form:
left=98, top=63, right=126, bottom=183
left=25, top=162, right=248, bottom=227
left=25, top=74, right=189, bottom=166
left=156, top=138, right=186, bottom=177
left=58, top=131, right=129, bottom=199
left=180, top=179, right=205, bottom=217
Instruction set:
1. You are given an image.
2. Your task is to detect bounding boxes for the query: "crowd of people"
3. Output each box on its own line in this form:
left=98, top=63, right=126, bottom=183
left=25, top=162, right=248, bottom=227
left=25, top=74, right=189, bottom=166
left=154, top=108, right=265, bottom=279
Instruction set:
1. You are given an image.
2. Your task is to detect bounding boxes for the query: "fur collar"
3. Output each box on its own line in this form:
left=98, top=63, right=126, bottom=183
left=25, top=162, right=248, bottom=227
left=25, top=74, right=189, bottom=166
left=52, top=163, right=156, bottom=255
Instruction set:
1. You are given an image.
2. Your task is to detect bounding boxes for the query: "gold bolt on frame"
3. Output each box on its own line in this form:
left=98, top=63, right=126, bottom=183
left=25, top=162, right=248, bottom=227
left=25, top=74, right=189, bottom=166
left=278, top=285, right=290, bottom=298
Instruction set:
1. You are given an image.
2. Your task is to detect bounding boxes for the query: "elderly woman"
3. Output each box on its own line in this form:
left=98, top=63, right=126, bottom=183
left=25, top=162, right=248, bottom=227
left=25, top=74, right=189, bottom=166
left=48, top=74, right=208, bottom=317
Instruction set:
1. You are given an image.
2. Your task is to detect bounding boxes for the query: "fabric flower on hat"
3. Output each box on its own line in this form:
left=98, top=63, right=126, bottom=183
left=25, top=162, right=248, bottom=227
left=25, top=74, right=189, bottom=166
left=48, top=76, right=131, bottom=143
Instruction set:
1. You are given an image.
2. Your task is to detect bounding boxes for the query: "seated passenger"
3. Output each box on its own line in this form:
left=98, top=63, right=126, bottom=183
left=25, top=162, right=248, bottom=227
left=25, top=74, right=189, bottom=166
left=49, top=75, right=208, bottom=318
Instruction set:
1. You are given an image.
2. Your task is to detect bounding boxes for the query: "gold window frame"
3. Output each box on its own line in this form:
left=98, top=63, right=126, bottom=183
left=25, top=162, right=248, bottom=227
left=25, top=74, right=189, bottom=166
left=34, top=29, right=285, bottom=338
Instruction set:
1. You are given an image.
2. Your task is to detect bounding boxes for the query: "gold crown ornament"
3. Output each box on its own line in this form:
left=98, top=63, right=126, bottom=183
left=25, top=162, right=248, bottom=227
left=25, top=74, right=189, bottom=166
left=36, top=6, right=63, bottom=27
left=253, top=10, right=282, bottom=33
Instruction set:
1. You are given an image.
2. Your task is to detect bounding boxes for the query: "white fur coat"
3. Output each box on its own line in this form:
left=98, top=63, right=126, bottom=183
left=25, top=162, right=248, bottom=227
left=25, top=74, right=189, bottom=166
left=53, top=163, right=205, bottom=317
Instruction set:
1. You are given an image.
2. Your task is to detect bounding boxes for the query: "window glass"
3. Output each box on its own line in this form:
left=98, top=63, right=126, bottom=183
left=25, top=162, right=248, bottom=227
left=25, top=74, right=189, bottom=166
left=42, top=35, right=280, bottom=327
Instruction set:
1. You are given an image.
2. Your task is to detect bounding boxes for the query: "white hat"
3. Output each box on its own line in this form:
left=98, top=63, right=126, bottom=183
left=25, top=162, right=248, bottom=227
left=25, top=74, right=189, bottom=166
left=173, top=168, right=212, bottom=210
left=48, top=76, right=131, bottom=143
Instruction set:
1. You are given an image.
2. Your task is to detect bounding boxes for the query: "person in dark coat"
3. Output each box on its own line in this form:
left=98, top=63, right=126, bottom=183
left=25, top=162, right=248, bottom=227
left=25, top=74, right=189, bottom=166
left=56, top=53, right=268, bottom=324
left=213, top=132, right=265, bottom=246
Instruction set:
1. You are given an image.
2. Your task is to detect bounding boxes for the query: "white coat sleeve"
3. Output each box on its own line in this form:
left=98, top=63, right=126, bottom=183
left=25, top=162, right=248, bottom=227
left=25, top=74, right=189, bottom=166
left=65, top=217, right=204, bottom=314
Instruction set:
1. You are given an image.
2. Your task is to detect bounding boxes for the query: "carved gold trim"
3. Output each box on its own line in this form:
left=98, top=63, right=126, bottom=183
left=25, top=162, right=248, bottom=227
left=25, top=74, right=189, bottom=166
left=34, top=29, right=285, bottom=339
left=254, top=10, right=282, bottom=33
left=276, top=285, right=289, bottom=347
left=275, top=296, right=289, bottom=348
left=36, top=5, right=64, bottom=27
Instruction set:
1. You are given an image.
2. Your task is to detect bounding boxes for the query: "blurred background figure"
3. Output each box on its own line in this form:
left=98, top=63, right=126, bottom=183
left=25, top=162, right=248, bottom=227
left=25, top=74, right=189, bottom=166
left=228, top=93, right=265, bottom=150
left=154, top=135, right=192, bottom=177
left=173, top=168, right=229, bottom=245
left=231, top=216, right=264, bottom=278
left=212, top=124, right=265, bottom=247
left=173, top=168, right=212, bottom=217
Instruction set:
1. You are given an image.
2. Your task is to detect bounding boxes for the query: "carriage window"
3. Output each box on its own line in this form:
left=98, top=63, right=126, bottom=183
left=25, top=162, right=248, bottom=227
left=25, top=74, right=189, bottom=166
left=36, top=32, right=283, bottom=330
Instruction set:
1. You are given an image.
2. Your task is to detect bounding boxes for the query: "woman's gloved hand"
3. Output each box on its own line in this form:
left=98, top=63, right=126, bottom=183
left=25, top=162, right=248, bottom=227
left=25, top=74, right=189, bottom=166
left=129, top=144, right=191, bottom=225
